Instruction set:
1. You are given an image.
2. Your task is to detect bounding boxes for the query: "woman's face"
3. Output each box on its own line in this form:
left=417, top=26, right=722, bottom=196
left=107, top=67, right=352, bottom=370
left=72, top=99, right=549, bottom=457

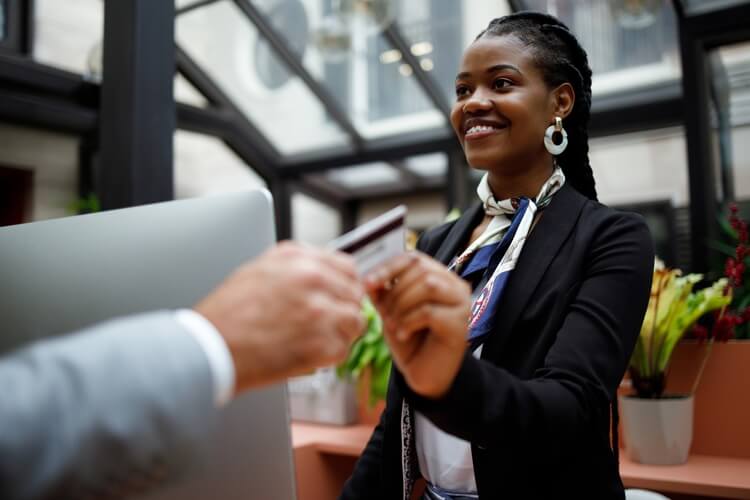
left=450, top=34, right=559, bottom=174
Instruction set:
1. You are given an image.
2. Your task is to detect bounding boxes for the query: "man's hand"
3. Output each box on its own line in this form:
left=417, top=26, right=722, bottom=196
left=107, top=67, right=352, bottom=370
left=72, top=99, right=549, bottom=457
left=365, top=252, right=471, bottom=399
left=195, top=242, right=366, bottom=393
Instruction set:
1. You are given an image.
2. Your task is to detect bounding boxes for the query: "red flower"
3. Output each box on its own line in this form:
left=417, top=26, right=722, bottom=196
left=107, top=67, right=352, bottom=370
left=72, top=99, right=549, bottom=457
left=725, top=258, right=745, bottom=287
left=712, top=313, right=737, bottom=342
left=736, top=245, right=748, bottom=261
left=693, top=324, right=709, bottom=343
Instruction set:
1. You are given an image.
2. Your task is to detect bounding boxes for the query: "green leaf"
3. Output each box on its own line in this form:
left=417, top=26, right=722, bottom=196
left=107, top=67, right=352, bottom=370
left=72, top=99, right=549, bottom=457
left=717, top=214, right=738, bottom=239
left=374, top=341, right=391, bottom=369
left=708, top=240, right=740, bottom=258
left=352, top=345, right=376, bottom=379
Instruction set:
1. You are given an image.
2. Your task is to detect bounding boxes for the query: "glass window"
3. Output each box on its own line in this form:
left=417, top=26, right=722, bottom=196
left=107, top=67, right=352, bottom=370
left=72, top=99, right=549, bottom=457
left=176, top=0, right=352, bottom=155
left=392, top=0, right=513, bottom=104
left=710, top=41, right=750, bottom=202
left=174, top=129, right=266, bottom=199
left=33, top=0, right=103, bottom=75
left=292, top=192, right=341, bottom=244
left=175, top=0, right=200, bottom=9
left=300, top=0, right=445, bottom=139
left=175, top=73, right=209, bottom=107
left=0, top=1, right=6, bottom=41
left=589, top=127, right=690, bottom=267
left=681, top=0, right=749, bottom=15
left=522, top=0, right=680, bottom=95
left=403, top=152, right=448, bottom=178
left=300, top=0, right=512, bottom=140
left=325, top=162, right=402, bottom=189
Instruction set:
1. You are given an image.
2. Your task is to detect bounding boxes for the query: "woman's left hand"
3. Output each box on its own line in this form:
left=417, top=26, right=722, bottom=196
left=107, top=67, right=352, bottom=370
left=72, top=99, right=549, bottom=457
left=365, top=252, right=471, bottom=399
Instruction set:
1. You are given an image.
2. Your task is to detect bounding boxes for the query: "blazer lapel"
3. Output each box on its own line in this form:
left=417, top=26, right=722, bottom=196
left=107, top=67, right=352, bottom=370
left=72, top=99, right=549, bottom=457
left=434, top=202, right=485, bottom=265
left=481, top=184, right=587, bottom=360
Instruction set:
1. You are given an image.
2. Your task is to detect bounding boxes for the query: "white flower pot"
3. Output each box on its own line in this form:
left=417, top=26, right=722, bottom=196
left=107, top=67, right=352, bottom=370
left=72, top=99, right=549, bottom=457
left=619, top=394, right=694, bottom=465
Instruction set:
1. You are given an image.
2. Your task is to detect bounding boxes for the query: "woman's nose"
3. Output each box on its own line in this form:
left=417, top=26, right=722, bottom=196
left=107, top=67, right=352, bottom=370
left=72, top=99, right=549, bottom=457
left=462, top=91, right=493, bottom=113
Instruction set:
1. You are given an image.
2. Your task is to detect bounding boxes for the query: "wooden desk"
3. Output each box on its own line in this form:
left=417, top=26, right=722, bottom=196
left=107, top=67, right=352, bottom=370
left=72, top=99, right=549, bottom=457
left=620, top=454, right=750, bottom=499
left=291, top=422, right=750, bottom=500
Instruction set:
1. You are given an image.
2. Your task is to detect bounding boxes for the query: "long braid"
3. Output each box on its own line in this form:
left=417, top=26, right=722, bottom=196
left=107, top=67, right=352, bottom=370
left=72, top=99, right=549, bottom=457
left=477, top=13, right=598, bottom=201
left=476, top=11, right=618, bottom=462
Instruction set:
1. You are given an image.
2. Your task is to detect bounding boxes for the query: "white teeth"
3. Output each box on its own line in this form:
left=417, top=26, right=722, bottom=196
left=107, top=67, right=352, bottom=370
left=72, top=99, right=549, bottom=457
left=466, top=125, right=499, bottom=135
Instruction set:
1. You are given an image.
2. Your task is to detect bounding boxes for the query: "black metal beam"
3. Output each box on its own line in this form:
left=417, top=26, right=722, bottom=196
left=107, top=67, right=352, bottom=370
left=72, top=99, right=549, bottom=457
left=269, top=177, right=293, bottom=240
left=176, top=46, right=281, bottom=179
left=0, top=54, right=98, bottom=105
left=176, top=0, right=222, bottom=16
left=680, top=2, right=750, bottom=46
left=296, top=175, right=348, bottom=205
left=99, top=0, right=175, bottom=209
left=341, top=200, right=358, bottom=233
left=0, top=0, right=34, bottom=55
left=589, top=81, right=683, bottom=138
left=0, top=89, right=97, bottom=135
left=389, top=160, right=424, bottom=185
left=382, top=23, right=451, bottom=122
left=345, top=177, right=445, bottom=200
left=446, top=148, right=470, bottom=212
left=677, top=14, right=717, bottom=273
left=280, top=128, right=459, bottom=176
left=78, top=132, right=98, bottom=198
left=176, top=103, right=235, bottom=138
left=234, top=0, right=365, bottom=149
left=508, top=0, right=528, bottom=12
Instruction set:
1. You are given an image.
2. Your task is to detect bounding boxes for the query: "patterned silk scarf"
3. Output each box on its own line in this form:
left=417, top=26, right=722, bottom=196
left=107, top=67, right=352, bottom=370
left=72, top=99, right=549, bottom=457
left=451, top=167, right=566, bottom=348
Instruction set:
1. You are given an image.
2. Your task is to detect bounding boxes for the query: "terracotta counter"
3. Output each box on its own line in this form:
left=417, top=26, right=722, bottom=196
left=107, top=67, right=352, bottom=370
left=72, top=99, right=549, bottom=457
left=291, top=343, right=750, bottom=499
left=291, top=423, right=750, bottom=500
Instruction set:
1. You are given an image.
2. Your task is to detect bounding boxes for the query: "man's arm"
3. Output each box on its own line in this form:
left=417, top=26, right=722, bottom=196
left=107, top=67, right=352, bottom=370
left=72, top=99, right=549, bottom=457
left=0, top=311, right=216, bottom=500
left=0, top=242, right=366, bottom=500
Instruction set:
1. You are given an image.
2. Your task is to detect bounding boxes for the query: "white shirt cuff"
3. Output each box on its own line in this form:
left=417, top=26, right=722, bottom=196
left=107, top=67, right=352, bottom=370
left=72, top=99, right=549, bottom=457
left=175, top=309, right=236, bottom=408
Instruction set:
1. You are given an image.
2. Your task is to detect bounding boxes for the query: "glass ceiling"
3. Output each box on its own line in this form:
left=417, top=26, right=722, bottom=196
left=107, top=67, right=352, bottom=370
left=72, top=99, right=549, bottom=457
left=27, top=0, right=688, bottom=195
left=174, top=0, right=684, bottom=167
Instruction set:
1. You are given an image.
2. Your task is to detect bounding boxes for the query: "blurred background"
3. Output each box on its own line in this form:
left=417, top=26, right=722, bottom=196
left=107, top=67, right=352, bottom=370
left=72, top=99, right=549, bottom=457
left=1, top=0, right=749, bottom=276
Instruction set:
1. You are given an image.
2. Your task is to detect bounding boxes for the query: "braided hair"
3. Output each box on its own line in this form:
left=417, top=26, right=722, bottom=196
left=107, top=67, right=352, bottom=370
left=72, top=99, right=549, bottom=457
left=476, top=12, right=598, bottom=201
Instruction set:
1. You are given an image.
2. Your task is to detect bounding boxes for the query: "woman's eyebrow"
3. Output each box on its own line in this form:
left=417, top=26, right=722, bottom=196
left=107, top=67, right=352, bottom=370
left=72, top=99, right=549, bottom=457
left=455, top=64, right=522, bottom=81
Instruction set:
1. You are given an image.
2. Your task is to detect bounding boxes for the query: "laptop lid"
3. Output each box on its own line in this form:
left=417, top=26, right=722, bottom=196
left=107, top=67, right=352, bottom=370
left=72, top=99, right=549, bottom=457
left=0, top=189, right=296, bottom=500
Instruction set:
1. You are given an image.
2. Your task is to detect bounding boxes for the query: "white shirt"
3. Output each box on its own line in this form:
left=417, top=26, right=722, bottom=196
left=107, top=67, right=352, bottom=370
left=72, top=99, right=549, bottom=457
left=415, top=345, right=483, bottom=493
left=174, top=309, right=235, bottom=408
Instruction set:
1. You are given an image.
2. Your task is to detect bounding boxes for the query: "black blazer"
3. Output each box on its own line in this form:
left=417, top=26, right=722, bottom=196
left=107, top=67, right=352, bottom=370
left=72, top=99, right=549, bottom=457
left=340, top=184, right=654, bottom=500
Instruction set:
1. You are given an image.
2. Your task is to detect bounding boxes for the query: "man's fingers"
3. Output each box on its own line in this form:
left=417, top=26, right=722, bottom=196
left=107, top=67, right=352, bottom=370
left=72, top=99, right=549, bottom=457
left=276, top=240, right=361, bottom=283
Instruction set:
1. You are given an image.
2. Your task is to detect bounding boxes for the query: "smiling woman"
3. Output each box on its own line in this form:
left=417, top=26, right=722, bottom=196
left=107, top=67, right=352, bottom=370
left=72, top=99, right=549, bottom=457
left=340, top=11, right=654, bottom=500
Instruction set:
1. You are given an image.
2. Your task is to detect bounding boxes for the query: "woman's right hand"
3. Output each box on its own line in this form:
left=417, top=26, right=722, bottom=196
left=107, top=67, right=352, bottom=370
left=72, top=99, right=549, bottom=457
left=365, top=252, right=471, bottom=399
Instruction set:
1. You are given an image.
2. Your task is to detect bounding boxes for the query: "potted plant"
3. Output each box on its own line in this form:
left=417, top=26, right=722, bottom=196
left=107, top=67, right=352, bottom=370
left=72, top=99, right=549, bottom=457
left=711, top=202, right=750, bottom=339
left=337, top=298, right=391, bottom=408
left=620, top=260, right=731, bottom=464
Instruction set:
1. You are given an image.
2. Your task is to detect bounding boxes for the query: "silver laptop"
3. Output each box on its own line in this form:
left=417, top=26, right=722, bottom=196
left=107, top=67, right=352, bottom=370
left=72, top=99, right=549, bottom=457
left=0, top=189, right=297, bottom=500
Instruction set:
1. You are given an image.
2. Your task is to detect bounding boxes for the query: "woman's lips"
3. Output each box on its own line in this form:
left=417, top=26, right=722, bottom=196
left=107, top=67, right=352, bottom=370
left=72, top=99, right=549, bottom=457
left=464, top=125, right=506, bottom=141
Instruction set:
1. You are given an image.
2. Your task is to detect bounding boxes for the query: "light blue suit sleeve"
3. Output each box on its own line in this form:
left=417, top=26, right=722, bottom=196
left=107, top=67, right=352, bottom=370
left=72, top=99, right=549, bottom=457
left=0, top=311, right=217, bottom=500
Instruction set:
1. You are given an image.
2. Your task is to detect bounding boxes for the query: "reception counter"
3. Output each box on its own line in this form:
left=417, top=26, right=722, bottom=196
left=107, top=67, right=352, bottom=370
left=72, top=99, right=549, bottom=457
left=291, top=343, right=750, bottom=500
left=292, top=422, right=750, bottom=500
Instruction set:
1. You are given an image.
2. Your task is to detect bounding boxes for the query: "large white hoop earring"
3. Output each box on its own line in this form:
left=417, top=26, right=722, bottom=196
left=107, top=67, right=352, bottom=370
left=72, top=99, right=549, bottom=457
left=544, top=116, right=568, bottom=156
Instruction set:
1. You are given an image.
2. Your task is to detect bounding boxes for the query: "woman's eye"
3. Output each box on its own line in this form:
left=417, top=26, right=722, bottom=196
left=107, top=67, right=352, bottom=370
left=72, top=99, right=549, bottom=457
left=455, top=85, right=470, bottom=98
left=493, top=78, right=512, bottom=89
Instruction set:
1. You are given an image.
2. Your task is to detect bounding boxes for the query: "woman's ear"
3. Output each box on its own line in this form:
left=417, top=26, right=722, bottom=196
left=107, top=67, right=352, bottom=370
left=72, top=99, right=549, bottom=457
left=551, top=82, right=575, bottom=119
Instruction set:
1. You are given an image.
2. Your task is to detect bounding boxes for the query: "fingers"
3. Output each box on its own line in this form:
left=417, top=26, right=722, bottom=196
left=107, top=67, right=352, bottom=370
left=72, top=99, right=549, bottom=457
left=364, top=252, right=422, bottom=292
left=389, top=264, right=469, bottom=314
left=274, top=241, right=364, bottom=306
left=391, top=303, right=468, bottom=343
left=367, top=252, right=470, bottom=320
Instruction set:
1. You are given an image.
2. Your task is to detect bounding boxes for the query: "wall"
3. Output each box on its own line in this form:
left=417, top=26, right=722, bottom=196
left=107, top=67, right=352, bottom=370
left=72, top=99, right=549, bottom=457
left=0, top=123, right=78, bottom=222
